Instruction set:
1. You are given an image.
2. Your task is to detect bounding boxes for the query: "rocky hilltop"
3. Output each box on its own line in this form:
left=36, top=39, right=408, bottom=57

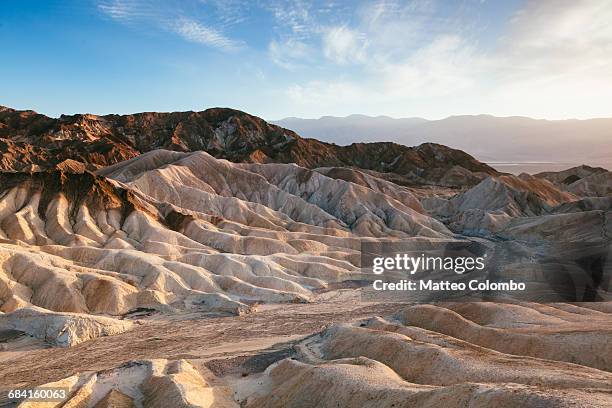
left=0, top=106, right=496, bottom=186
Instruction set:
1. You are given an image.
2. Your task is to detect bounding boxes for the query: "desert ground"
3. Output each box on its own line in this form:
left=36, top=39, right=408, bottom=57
left=0, top=106, right=610, bottom=407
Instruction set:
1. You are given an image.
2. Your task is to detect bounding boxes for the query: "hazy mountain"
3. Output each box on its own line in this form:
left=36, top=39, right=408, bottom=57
left=275, top=114, right=428, bottom=145
left=274, top=115, right=612, bottom=172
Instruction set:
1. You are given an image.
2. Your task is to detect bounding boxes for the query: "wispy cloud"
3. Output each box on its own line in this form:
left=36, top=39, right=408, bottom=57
left=97, top=0, right=159, bottom=22
left=199, top=0, right=250, bottom=28
left=98, top=1, right=133, bottom=20
left=267, top=0, right=315, bottom=38
left=173, top=18, right=244, bottom=51
left=98, top=0, right=244, bottom=52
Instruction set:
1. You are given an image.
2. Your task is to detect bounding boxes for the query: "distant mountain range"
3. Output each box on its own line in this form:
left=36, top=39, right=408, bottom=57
left=274, top=115, right=612, bottom=171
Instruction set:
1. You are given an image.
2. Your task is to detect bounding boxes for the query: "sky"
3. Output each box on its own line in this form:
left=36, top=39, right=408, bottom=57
left=2, top=0, right=612, bottom=120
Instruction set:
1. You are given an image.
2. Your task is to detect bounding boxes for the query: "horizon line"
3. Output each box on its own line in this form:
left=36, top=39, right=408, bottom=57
left=3, top=103, right=612, bottom=123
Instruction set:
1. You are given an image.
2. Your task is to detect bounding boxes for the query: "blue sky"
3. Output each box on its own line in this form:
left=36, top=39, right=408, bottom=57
left=2, top=0, right=611, bottom=120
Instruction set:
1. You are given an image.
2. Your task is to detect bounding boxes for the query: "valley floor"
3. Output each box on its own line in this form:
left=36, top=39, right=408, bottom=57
left=1, top=291, right=611, bottom=407
left=0, top=291, right=403, bottom=402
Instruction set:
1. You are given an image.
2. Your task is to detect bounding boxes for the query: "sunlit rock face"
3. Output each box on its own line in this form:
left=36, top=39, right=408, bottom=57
left=0, top=149, right=456, bottom=324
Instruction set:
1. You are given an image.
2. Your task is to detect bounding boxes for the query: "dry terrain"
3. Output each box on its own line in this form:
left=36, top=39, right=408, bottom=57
left=0, top=106, right=610, bottom=407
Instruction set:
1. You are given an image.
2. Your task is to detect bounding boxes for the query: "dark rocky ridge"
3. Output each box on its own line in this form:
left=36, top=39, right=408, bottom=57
left=0, top=105, right=498, bottom=185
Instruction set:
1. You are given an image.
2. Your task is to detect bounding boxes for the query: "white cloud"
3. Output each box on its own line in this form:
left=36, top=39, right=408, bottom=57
left=283, top=35, right=482, bottom=115
left=485, top=0, right=612, bottom=118
left=173, top=18, right=243, bottom=51
left=267, top=0, right=438, bottom=69
left=379, top=35, right=482, bottom=97
left=266, top=1, right=356, bottom=68
left=280, top=0, right=612, bottom=119
left=501, top=0, right=612, bottom=77
left=268, top=38, right=313, bottom=70
left=322, top=26, right=367, bottom=64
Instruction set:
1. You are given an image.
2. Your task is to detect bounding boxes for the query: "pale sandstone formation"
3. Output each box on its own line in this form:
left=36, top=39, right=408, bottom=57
left=244, top=301, right=612, bottom=408
left=0, top=150, right=456, bottom=330
left=422, top=171, right=611, bottom=241
left=17, top=359, right=237, bottom=408
left=102, top=150, right=450, bottom=238
left=247, top=358, right=612, bottom=408
left=0, top=307, right=133, bottom=347
left=425, top=174, right=577, bottom=219
left=312, top=167, right=427, bottom=214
